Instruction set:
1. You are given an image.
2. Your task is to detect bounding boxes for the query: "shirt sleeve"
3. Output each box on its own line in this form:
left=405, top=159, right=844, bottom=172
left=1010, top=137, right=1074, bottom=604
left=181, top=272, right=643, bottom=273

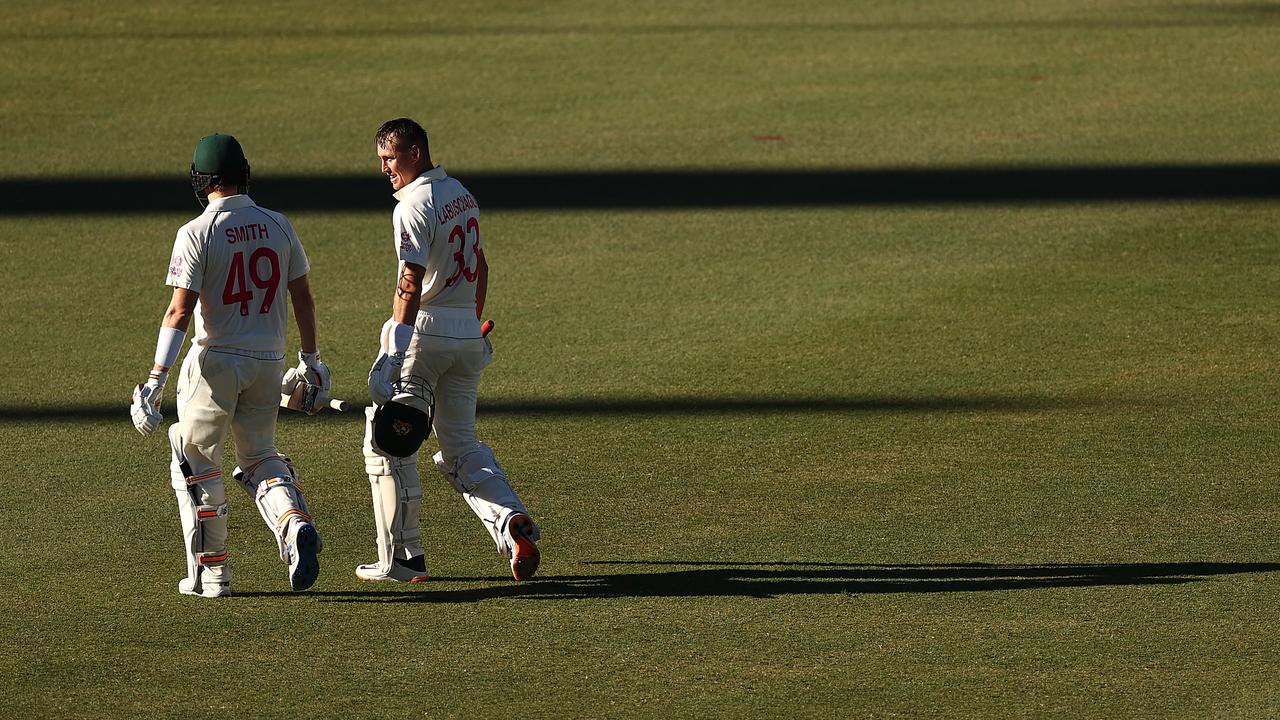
left=165, top=225, right=203, bottom=290
left=393, top=201, right=431, bottom=267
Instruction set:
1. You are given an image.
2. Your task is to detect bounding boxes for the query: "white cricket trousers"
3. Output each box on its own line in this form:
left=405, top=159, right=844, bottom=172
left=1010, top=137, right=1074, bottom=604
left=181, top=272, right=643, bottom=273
left=169, top=347, right=286, bottom=585
left=173, top=347, right=285, bottom=474
left=382, top=331, right=536, bottom=558
left=402, top=334, right=490, bottom=459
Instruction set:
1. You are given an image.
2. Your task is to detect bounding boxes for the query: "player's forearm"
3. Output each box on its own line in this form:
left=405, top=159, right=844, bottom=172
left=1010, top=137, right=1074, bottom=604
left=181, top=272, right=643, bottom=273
left=391, top=291, right=420, bottom=325
left=152, top=289, right=197, bottom=372
left=392, top=262, right=424, bottom=325
left=150, top=322, right=187, bottom=374
left=161, top=304, right=192, bottom=332
left=293, top=297, right=319, bottom=354
left=474, top=252, right=489, bottom=320
left=287, top=275, right=319, bottom=353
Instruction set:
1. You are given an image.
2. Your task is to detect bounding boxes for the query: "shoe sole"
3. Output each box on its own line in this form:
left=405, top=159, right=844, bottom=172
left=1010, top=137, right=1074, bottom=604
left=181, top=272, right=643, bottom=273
left=509, top=515, right=540, bottom=581
left=290, top=524, right=321, bottom=592
left=355, top=574, right=431, bottom=583
left=180, top=588, right=232, bottom=598
left=355, top=564, right=430, bottom=583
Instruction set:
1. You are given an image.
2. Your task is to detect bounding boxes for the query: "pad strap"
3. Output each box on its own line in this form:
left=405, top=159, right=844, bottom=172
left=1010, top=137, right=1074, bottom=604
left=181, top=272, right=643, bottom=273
left=187, top=469, right=222, bottom=485
left=198, top=550, right=229, bottom=565
left=196, top=503, right=228, bottom=521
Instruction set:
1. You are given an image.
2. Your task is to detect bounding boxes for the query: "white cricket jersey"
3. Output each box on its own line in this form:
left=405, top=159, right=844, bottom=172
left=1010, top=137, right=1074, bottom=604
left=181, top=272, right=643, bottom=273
left=165, top=195, right=309, bottom=354
left=392, top=166, right=484, bottom=338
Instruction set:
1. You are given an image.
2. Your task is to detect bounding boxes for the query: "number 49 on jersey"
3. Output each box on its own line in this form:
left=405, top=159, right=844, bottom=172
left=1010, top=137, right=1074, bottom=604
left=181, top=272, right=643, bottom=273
left=223, top=248, right=281, bottom=316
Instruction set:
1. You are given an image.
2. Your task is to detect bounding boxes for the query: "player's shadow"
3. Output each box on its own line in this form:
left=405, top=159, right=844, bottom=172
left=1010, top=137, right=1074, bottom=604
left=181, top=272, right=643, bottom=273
left=294, top=560, right=1280, bottom=604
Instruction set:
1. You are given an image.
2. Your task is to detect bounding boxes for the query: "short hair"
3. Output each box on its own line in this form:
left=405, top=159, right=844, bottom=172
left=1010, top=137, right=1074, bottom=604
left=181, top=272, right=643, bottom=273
left=376, top=118, right=429, bottom=155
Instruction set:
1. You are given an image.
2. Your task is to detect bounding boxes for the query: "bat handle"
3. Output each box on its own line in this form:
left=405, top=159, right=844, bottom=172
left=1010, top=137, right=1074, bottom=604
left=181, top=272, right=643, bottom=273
left=481, top=319, right=494, bottom=337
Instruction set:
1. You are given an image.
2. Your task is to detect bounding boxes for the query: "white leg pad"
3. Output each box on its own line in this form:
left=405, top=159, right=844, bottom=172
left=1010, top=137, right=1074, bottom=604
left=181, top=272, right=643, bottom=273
left=232, top=456, right=319, bottom=563
left=365, top=407, right=425, bottom=571
left=432, top=446, right=538, bottom=557
left=369, top=471, right=424, bottom=567
left=169, top=425, right=230, bottom=589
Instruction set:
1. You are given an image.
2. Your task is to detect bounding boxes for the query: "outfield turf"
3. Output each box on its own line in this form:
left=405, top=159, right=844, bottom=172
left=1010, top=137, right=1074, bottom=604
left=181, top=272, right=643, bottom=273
left=1, top=2, right=1278, bottom=718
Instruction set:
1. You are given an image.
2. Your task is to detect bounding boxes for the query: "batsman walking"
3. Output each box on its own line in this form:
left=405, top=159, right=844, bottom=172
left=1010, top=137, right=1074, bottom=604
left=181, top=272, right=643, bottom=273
left=130, top=134, right=332, bottom=597
left=358, top=117, right=540, bottom=583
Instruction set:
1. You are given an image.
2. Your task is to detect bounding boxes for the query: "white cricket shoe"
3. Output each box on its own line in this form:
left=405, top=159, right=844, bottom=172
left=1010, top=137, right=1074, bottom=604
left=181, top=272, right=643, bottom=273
left=507, top=513, right=540, bottom=582
left=355, top=555, right=430, bottom=583
left=288, top=523, right=322, bottom=592
left=178, top=578, right=231, bottom=598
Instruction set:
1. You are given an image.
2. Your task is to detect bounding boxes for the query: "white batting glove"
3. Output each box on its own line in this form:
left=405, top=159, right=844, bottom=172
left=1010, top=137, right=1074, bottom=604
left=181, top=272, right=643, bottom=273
left=281, top=367, right=331, bottom=415
left=297, top=351, right=332, bottom=392
left=281, top=366, right=300, bottom=395
left=368, top=351, right=405, bottom=407
left=130, top=373, right=165, bottom=435
left=378, top=317, right=398, bottom=353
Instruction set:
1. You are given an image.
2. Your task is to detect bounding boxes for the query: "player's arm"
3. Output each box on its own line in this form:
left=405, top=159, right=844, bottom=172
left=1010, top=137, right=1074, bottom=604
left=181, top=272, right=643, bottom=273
left=153, top=288, right=199, bottom=373
left=369, top=205, right=426, bottom=405
left=131, top=287, right=198, bottom=435
left=283, top=272, right=331, bottom=412
left=388, top=202, right=427, bottom=332
left=392, top=261, right=425, bottom=325
left=288, top=274, right=319, bottom=354
left=474, top=248, right=488, bottom=320
left=368, top=261, right=424, bottom=406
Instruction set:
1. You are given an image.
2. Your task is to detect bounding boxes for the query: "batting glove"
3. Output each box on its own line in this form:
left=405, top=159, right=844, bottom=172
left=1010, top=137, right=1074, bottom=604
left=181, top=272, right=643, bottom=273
left=297, top=351, right=332, bottom=393
left=282, top=367, right=331, bottom=415
left=368, top=351, right=405, bottom=407
left=130, top=373, right=165, bottom=435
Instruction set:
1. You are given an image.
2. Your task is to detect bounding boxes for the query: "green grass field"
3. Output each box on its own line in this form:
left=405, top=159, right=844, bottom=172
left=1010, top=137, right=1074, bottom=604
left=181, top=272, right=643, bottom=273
left=1, top=2, right=1278, bottom=718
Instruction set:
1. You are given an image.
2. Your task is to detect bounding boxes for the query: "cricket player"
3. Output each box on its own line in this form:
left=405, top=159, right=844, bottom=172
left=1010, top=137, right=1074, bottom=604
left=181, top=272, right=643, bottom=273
left=130, top=134, right=331, bottom=598
left=358, top=117, right=540, bottom=583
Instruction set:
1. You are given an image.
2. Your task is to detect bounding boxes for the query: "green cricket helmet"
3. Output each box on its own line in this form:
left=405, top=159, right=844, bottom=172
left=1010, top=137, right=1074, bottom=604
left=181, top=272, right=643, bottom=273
left=190, top=134, right=250, bottom=207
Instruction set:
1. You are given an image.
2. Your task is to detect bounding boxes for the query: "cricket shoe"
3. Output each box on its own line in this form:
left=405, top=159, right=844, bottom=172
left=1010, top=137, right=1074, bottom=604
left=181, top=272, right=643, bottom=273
left=178, top=578, right=231, bottom=598
left=507, top=513, right=540, bottom=581
left=288, top=522, right=322, bottom=592
left=355, top=555, right=430, bottom=583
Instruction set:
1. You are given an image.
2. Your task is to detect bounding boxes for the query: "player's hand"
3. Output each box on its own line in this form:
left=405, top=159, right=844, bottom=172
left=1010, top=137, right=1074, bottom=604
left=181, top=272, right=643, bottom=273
left=297, top=351, right=332, bottom=392
left=282, top=367, right=331, bottom=415
left=368, top=351, right=405, bottom=406
left=480, top=318, right=494, bottom=364
left=130, top=376, right=165, bottom=435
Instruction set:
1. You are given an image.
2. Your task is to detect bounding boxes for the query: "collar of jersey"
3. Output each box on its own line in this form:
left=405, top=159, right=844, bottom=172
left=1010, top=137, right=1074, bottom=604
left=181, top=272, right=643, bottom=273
left=393, top=166, right=447, bottom=200
left=204, top=195, right=256, bottom=212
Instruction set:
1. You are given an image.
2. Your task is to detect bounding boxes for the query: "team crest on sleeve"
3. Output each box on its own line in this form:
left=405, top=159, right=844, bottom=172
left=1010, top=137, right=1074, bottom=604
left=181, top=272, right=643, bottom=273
left=167, top=256, right=183, bottom=278
left=400, top=231, right=414, bottom=253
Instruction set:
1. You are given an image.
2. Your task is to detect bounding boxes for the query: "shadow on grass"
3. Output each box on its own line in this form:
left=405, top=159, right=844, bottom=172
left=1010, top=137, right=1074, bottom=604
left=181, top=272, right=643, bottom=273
left=249, top=561, right=1280, bottom=603
left=6, top=7, right=1280, bottom=41
left=3, top=165, right=1280, bottom=215
left=0, top=393, right=1118, bottom=424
